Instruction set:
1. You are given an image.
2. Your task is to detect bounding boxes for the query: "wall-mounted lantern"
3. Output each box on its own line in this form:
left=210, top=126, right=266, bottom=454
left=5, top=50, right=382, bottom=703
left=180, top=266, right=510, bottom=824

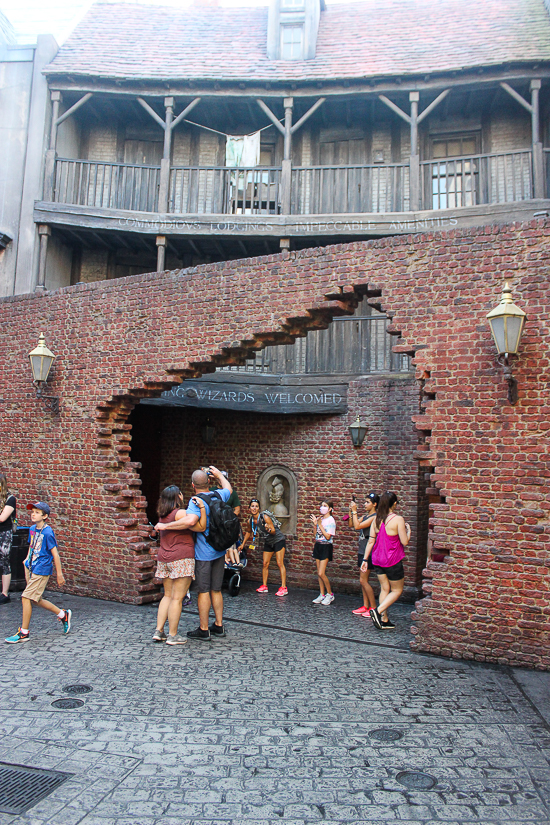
left=28, top=333, right=59, bottom=414
left=201, top=418, right=216, bottom=444
left=486, top=282, right=527, bottom=405
left=349, top=416, right=368, bottom=448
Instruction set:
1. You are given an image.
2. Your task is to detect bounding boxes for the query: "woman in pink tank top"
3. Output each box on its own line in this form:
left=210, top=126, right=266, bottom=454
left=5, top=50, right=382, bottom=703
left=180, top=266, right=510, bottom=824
left=361, top=492, right=411, bottom=631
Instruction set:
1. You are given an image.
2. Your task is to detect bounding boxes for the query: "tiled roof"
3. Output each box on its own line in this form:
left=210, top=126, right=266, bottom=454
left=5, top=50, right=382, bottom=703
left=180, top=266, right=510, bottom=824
left=45, top=0, right=550, bottom=82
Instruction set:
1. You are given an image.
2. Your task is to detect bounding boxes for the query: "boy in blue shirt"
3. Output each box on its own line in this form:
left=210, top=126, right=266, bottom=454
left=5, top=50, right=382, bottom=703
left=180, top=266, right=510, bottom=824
left=5, top=502, right=71, bottom=643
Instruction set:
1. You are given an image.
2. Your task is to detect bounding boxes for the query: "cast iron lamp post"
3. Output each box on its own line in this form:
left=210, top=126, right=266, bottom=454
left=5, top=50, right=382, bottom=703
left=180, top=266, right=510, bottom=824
left=486, top=282, right=527, bottom=405
left=349, top=416, right=368, bottom=448
left=28, top=333, right=59, bottom=414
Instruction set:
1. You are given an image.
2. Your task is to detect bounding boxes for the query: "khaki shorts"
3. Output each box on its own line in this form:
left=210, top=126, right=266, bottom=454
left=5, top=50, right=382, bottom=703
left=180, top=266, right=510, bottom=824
left=22, top=572, right=50, bottom=602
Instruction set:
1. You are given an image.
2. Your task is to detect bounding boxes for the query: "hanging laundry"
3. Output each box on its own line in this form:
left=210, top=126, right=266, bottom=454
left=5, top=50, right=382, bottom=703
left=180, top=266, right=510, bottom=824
left=226, top=131, right=261, bottom=167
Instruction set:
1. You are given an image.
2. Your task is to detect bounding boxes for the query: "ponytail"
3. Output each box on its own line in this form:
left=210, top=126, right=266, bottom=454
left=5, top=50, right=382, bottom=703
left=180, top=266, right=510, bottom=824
left=375, top=492, right=398, bottom=529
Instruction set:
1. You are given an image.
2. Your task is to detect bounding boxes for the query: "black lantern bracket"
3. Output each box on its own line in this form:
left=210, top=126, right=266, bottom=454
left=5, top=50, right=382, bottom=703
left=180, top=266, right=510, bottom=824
left=497, top=353, right=519, bottom=405
left=33, top=381, right=60, bottom=415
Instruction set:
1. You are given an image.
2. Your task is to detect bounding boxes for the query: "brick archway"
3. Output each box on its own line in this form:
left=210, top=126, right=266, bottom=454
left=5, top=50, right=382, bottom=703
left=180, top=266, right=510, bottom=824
left=1, top=222, right=549, bottom=667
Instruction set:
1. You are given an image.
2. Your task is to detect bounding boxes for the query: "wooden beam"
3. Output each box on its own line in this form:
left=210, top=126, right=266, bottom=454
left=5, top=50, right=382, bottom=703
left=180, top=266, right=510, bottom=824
left=211, top=238, right=225, bottom=257
left=291, top=97, right=326, bottom=134
left=56, top=92, right=93, bottom=125
left=171, top=97, right=201, bottom=130
left=221, top=99, right=237, bottom=129
left=65, top=228, right=92, bottom=249
left=417, top=89, right=450, bottom=123
left=46, top=67, right=550, bottom=100
left=256, top=99, right=285, bottom=134
left=188, top=238, right=202, bottom=257
left=378, top=94, right=411, bottom=123
left=137, top=97, right=166, bottom=130
left=500, top=82, right=533, bottom=113
left=91, top=231, right=112, bottom=250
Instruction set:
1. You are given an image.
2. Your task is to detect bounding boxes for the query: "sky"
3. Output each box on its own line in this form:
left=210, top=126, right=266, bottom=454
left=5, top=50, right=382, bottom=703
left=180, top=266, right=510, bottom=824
left=0, top=0, right=271, bottom=45
left=1, top=0, right=353, bottom=47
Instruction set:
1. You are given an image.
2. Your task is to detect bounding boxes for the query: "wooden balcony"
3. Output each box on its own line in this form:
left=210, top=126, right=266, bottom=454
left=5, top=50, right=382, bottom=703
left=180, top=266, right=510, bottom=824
left=36, top=149, right=550, bottom=243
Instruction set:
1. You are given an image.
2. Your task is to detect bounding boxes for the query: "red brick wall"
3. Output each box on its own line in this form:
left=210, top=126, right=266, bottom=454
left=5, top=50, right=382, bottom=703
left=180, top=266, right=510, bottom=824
left=0, top=220, right=549, bottom=668
left=148, top=372, right=421, bottom=595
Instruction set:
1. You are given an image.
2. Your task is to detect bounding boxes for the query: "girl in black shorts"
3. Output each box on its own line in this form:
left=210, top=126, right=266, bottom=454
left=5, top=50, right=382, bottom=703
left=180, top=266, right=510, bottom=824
left=349, top=492, right=379, bottom=616
left=310, top=500, right=336, bottom=605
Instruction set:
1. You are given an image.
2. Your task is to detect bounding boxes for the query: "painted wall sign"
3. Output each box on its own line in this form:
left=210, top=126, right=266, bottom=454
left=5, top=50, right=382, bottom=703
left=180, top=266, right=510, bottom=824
left=35, top=200, right=546, bottom=238
left=144, top=380, right=348, bottom=414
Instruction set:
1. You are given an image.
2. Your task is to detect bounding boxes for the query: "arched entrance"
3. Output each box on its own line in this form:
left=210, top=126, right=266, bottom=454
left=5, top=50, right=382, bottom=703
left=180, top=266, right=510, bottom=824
left=126, top=298, right=427, bottom=600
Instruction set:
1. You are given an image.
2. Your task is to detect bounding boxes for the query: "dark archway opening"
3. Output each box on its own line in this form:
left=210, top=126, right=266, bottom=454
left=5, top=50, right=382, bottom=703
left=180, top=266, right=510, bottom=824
left=128, top=299, right=428, bottom=598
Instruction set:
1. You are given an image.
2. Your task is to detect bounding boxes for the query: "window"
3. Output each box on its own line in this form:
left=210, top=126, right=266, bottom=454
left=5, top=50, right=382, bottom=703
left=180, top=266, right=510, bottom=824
left=430, top=134, right=479, bottom=210
left=280, top=24, right=304, bottom=60
left=281, top=0, right=304, bottom=6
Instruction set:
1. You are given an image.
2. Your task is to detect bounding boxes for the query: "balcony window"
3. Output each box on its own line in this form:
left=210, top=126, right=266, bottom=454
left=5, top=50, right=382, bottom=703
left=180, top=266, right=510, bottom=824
left=281, top=24, right=304, bottom=60
left=431, top=134, right=479, bottom=209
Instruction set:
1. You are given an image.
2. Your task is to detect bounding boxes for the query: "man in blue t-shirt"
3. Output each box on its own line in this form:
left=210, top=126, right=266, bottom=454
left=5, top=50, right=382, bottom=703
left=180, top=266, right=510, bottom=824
left=161, top=466, right=231, bottom=641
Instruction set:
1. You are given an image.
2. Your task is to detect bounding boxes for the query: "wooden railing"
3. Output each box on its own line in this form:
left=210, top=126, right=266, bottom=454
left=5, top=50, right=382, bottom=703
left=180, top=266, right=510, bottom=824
left=291, top=163, right=410, bottom=214
left=169, top=166, right=281, bottom=215
left=222, top=315, right=411, bottom=376
left=422, top=149, right=533, bottom=210
left=53, top=151, right=537, bottom=217
left=54, top=159, right=161, bottom=212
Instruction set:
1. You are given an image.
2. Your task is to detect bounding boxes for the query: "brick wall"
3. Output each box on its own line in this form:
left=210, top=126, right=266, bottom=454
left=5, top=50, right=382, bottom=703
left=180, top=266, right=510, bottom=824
left=0, top=219, right=549, bottom=667
left=149, top=373, right=421, bottom=595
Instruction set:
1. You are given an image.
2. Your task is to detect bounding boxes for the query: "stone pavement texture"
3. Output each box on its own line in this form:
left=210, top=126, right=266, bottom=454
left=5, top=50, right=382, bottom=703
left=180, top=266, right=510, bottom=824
left=1, top=581, right=549, bottom=825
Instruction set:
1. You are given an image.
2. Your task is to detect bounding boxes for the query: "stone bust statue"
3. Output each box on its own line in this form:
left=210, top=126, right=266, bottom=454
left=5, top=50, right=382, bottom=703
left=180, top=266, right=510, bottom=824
left=269, top=476, right=289, bottom=517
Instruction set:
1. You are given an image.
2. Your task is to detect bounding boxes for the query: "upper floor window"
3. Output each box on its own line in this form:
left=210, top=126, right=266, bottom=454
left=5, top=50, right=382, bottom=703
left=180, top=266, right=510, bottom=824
left=430, top=133, right=480, bottom=210
left=280, top=24, right=304, bottom=59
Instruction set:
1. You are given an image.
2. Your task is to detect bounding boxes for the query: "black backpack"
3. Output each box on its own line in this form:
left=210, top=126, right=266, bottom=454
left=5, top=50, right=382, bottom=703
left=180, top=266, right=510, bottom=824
left=197, top=492, right=241, bottom=553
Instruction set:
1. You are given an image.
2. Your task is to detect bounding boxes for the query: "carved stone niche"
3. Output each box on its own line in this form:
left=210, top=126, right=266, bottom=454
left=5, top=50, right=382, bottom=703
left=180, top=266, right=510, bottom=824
left=257, top=465, right=297, bottom=535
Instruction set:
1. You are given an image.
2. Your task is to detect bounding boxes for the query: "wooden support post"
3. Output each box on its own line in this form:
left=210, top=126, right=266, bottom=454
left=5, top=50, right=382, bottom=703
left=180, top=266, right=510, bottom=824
left=500, top=80, right=544, bottom=199
left=156, top=235, right=167, bottom=272
left=409, top=92, right=420, bottom=211
left=531, top=80, right=544, bottom=199
left=49, top=91, right=62, bottom=150
left=137, top=96, right=201, bottom=213
left=44, top=92, right=62, bottom=202
left=379, top=89, right=449, bottom=212
left=36, top=225, right=51, bottom=291
left=158, top=97, right=174, bottom=213
left=281, top=97, right=294, bottom=215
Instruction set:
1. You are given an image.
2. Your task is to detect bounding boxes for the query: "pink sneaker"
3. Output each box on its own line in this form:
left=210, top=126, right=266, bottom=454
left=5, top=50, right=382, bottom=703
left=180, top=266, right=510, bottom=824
left=256, top=585, right=268, bottom=593
left=275, top=587, right=288, bottom=596
left=352, top=606, right=369, bottom=615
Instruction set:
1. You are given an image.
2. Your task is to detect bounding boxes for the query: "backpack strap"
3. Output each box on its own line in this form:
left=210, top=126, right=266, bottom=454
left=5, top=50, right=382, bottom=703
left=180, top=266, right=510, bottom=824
left=197, top=491, right=221, bottom=505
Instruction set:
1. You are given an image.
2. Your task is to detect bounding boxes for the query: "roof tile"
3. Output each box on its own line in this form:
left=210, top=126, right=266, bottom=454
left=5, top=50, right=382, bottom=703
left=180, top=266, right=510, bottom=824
left=45, top=0, right=550, bottom=82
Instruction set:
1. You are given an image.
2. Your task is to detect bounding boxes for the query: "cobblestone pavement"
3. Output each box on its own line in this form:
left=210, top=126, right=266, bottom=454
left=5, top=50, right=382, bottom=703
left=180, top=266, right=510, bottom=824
left=0, top=583, right=549, bottom=825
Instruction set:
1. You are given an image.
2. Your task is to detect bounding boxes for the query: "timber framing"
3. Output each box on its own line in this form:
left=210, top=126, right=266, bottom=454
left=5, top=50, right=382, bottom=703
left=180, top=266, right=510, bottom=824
left=45, top=64, right=550, bottom=100
left=34, top=200, right=550, bottom=239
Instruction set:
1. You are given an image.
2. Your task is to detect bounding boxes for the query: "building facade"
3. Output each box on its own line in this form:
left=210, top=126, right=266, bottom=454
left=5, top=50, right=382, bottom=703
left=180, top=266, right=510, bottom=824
left=0, top=0, right=549, bottom=667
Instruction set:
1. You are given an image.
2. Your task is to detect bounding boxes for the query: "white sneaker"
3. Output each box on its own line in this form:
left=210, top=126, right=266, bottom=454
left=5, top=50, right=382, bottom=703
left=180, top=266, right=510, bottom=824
left=321, top=593, right=334, bottom=605
left=312, top=594, right=325, bottom=604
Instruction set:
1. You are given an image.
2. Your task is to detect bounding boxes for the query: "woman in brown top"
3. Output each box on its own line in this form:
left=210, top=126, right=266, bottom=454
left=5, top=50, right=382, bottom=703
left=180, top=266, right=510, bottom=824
left=153, top=485, right=206, bottom=645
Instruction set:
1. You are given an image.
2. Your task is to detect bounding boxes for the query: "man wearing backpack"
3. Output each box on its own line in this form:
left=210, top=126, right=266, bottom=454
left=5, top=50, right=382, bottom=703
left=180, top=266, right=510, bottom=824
left=180, top=466, right=233, bottom=640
